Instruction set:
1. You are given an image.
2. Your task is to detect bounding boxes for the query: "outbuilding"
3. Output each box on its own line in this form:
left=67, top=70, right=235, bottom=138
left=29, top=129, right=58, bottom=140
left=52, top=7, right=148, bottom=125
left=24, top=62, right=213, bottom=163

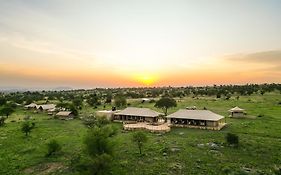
left=166, top=109, right=226, bottom=130
left=55, top=111, right=74, bottom=120
left=229, top=106, right=245, bottom=118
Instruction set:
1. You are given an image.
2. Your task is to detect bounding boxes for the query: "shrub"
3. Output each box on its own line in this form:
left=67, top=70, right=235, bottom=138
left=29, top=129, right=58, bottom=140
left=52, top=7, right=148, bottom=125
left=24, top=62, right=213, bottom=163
left=46, top=140, right=62, bottom=157
left=226, top=133, right=239, bottom=146
left=132, top=131, right=148, bottom=155
left=21, top=121, right=35, bottom=136
left=84, top=126, right=116, bottom=175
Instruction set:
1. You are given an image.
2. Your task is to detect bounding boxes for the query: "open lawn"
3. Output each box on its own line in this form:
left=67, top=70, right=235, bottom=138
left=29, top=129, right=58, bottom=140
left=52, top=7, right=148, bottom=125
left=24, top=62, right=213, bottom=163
left=0, top=92, right=281, bottom=174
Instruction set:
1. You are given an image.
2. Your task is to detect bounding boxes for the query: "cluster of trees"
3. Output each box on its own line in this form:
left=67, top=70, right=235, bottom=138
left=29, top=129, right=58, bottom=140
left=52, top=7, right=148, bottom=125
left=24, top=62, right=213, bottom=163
left=1, top=84, right=280, bottom=106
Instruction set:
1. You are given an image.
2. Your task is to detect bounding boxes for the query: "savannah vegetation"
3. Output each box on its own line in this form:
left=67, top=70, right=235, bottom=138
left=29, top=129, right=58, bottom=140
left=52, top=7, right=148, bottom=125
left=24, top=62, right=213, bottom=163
left=0, top=83, right=281, bottom=174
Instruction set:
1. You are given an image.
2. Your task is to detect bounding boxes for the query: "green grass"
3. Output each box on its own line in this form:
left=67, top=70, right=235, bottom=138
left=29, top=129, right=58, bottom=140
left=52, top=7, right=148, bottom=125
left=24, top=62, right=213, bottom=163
left=0, top=92, right=281, bottom=174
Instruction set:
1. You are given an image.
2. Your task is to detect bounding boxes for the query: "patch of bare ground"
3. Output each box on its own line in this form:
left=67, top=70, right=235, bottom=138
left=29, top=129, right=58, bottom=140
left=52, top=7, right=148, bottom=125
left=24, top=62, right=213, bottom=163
left=23, top=162, right=66, bottom=175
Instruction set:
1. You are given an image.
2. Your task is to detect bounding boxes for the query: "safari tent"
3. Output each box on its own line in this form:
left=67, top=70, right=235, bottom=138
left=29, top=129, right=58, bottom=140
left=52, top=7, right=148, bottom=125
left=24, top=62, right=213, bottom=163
left=114, top=107, right=162, bottom=123
left=166, top=109, right=226, bottom=130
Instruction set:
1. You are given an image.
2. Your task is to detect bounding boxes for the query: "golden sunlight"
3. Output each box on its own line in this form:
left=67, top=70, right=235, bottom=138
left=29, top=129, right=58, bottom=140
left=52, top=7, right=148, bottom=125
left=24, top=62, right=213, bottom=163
left=134, top=73, right=157, bottom=86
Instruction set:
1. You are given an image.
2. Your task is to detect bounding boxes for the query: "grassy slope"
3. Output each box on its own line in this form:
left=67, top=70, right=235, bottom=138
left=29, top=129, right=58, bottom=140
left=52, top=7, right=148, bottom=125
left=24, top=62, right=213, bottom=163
left=0, top=92, right=280, bottom=174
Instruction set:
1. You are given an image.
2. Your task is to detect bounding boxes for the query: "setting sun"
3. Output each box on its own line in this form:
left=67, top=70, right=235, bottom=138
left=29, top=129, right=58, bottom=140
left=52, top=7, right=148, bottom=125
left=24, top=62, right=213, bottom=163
left=134, top=74, right=157, bottom=86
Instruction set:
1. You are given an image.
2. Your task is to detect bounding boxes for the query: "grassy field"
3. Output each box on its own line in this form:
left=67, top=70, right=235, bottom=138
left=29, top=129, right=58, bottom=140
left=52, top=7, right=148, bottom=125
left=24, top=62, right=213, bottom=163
left=0, top=92, right=281, bottom=174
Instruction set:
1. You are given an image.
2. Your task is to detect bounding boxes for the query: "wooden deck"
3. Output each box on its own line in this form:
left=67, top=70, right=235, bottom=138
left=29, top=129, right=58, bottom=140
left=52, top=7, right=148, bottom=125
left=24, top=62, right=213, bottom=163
left=169, top=123, right=227, bottom=130
left=123, top=122, right=171, bottom=133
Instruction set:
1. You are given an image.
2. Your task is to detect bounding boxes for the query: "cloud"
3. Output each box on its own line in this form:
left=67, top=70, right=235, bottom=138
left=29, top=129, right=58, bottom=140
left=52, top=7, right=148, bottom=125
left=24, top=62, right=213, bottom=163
left=224, top=50, right=281, bottom=72
left=225, top=50, right=281, bottom=64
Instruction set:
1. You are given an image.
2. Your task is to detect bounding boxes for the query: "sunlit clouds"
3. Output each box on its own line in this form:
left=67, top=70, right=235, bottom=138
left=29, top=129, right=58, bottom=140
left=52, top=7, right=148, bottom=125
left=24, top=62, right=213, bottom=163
left=0, top=0, right=281, bottom=88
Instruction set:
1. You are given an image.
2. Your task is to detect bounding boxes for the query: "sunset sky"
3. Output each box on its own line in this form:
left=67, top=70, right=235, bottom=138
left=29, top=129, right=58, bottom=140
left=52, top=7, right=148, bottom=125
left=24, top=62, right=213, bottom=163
left=0, top=0, right=281, bottom=89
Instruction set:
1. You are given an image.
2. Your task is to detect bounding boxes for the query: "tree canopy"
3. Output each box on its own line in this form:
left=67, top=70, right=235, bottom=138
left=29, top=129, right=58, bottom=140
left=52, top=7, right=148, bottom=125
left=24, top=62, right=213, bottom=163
left=154, top=97, right=177, bottom=116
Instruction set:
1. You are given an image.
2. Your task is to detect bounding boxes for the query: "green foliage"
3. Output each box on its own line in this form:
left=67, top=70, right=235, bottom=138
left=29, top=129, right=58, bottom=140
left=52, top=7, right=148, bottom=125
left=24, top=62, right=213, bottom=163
left=21, top=121, right=35, bottom=136
left=0, top=97, right=7, bottom=106
left=132, top=131, right=148, bottom=155
left=154, top=97, right=177, bottom=115
left=46, top=140, right=62, bottom=157
left=0, top=116, right=7, bottom=126
left=84, top=126, right=116, bottom=174
left=105, top=93, right=112, bottom=104
left=83, top=116, right=111, bottom=128
left=226, top=133, right=239, bottom=146
left=87, top=94, right=101, bottom=106
left=0, top=106, right=15, bottom=117
left=114, top=95, right=126, bottom=108
left=72, top=97, right=83, bottom=108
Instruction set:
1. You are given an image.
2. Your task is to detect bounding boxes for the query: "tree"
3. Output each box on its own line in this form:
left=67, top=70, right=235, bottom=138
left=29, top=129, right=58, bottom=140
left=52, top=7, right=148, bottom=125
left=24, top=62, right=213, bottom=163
left=72, top=97, right=83, bottom=108
left=154, top=97, right=177, bottom=116
left=46, top=140, right=62, bottom=157
left=105, top=93, right=112, bottom=104
left=226, top=133, right=239, bottom=146
left=21, top=122, right=35, bottom=136
left=132, top=131, right=148, bottom=155
left=114, top=95, right=126, bottom=108
left=0, top=97, right=6, bottom=106
left=0, top=106, right=14, bottom=117
left=84, top=126, right=116, bottom=175
left=87, top=94, right=101, bottom=107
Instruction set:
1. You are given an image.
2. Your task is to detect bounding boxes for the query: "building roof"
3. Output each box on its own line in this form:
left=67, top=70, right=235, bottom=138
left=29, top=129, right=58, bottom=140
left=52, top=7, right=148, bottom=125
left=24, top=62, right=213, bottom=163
left=37, top=104, right=56, bottom=110
left=24, top=103, right=37, bottom=108
left=56, top=111, right=73, bottom=116
left=166, top=109, right=224, bottom=121
left=115, top=107, right=162, bottom=118
left=229, top=106, right=245, bottom=112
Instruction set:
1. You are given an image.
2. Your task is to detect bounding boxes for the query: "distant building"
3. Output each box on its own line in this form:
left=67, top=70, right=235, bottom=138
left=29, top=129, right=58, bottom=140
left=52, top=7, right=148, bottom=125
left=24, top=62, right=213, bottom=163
left=166, top=109, right=226, bottom=130
left=229, top=106, right=245, bottom=118
left=96, top=110, right=120, bottom=121
left=114, top=107, right=162, bottom=123
left=55, top=111, right=74, bottom=120
left=24, top=103, right=38, bottom=109
left=37, top=104, right=56, bottom=111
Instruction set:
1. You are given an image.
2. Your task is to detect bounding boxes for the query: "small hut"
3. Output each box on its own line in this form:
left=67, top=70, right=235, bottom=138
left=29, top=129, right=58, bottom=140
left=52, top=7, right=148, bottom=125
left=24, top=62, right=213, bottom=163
left=55, top=111, right=74, bottom=120
left=229, top=106, right=245, bottom=118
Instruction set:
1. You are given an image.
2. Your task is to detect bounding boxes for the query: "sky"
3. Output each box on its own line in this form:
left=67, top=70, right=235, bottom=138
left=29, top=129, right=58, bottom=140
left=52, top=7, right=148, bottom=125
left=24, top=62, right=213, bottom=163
left=0, top=0, right=281, bottom=89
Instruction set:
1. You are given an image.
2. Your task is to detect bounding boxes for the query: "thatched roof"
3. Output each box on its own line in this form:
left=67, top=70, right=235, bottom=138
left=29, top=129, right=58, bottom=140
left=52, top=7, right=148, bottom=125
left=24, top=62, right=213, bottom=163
left=166, top=109, right=224, bottom=121
left=115, top=107, right=162, bottom=118
left=229, top=106, right=245, bottom=112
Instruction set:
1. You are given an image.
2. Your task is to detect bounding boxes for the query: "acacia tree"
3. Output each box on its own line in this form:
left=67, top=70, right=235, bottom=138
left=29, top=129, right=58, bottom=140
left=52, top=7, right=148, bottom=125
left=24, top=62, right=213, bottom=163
left=154, top=97, right=177, bottom=116
left=132, top=131, right=148, bottom=155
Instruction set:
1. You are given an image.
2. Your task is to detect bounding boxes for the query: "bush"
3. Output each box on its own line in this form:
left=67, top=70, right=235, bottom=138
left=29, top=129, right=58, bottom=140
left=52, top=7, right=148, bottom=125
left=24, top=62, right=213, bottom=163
left=226, top=133, right=239, bottom=146
left=21, top=121, right=35, bottom=136
left=46, top=140, right=61, bottom=157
